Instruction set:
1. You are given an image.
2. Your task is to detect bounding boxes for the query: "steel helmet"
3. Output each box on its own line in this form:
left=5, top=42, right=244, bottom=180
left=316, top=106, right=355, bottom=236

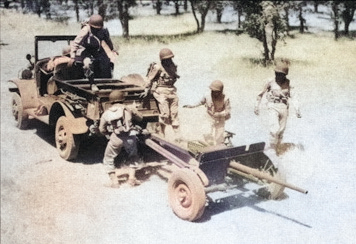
left=274, top=59, right=289, bottom=75
left=109, top=90, right=125, bottom=103
left=209, top=80, right=224, bottom=92
left=159, top=48, right=174, bottom=60
left=62, top=46, right=71, bottom=56
left=89, top=14, right=104, bottom=28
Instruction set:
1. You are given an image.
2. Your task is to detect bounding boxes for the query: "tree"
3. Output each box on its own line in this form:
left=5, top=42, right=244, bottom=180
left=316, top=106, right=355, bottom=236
left=331, top=1, right=341, bottom=40
left=342, top=1, right=356, bottom=36
left=243, top=1, right=287, bottom=64
left=231, top=0, right=244, bottom=29
left=116, top=0, right=136, bottom=39
left=189, top=0, right=212, bottom=33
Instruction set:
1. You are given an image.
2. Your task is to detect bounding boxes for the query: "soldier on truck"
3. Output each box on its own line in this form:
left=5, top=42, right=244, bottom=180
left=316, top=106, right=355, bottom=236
left=141, top=48, right=182, bottom=142
left=69, top=14, right=118, bottom=91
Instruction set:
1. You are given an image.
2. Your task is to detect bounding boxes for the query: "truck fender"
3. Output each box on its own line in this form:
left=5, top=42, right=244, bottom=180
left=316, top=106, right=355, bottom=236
left=8, top=78, right=39, bottom=109
left=49, top=101, right=88, bottom=134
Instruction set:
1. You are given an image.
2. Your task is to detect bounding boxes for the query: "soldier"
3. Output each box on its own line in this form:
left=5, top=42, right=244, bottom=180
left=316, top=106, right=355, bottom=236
left=69, top=14, right=118, bottom=91
left=141, top=48, right=181, bottom=141
left=46, top=46, right=83, bottom=80
left=99, top=90, right=143, bottom=188
left=254, top=59, right=301, bottom=154
left=184, top=80, right=231, bottom=145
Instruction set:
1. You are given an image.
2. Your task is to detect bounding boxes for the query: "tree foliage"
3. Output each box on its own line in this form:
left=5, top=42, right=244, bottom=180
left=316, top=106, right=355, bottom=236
left=243, top=1, right=287, bottom=64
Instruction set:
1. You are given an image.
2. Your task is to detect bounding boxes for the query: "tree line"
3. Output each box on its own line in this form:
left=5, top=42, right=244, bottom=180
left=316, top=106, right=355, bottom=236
left=3, top=0, right=355, bottom=64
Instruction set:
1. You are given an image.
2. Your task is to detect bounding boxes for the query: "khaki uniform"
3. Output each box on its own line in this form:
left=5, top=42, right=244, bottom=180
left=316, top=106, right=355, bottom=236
left=194, top=94, right=231, bottom=145
left=99, top=104, right=142, bottom=173
left=145, top=62, right=180, bottom=135
left=255, top=78, right=300, bottom=149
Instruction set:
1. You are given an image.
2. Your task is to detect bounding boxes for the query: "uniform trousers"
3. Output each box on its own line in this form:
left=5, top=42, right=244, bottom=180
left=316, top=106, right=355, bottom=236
left=103, top=132, right=139, bottom=173
left=153, top=87, right=179, bottom=127
left=267, top=102, right=289, bottom=148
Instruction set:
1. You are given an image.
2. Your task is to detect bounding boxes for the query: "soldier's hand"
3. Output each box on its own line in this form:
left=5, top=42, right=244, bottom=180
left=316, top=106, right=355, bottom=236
left=67, top=58, right=75, bottom=67
left=254, top=106, right=259, bottom=116
left=139, top=89, right=149, bottom=98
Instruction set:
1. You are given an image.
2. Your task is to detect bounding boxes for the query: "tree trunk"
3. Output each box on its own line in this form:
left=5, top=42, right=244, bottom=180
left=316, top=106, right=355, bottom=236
left=299, top=6, right=305, bottom=33
left=98, top=0, right=107, bottom=20
left=74, top=0, right=79, bottom=22
left=156, top=0, right=162, bottom=15
left=198, top=1, right=212, bottom=33
left=237, top=8, right=242, bottom=29
left=332, top=2, right=340, bottom=40
left=314, top=2, right=319, bottom=13
left=190, top=0, right=200, bottom=33
left=342, top=3, right=356, bottom=36
left=262, top=28, right=270, bottom=66
left=174, top=0, right=179, bottom=15
left=216, top=7, right=223, bottom=23
left=184, top=0, right=188, bottom=11
left=284, top=5, right=290, bottom=35
left=118, top=1, right=130, bottom=39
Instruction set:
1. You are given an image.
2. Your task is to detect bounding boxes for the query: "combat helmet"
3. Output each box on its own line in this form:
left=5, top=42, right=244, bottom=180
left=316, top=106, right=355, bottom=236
left=274, top=59, right=290, bottom=75
left=209, top=80, right=224, bottom=92
left=159, top=48, right=174, bottom=60
left=89, top=14, right=104, bottom=29
left=109, top=90, right=125, bottom=103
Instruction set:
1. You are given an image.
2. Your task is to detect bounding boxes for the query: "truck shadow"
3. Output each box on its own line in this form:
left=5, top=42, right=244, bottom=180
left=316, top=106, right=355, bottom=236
left=29, top=120, right=107, bottom=165
left=200, top=194, right=311, bottom=228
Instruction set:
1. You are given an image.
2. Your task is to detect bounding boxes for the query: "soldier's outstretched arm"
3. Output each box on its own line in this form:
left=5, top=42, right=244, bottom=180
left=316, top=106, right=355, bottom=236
left=254, top=81, right=270, bottom=115
left=183, top=96, right=206, bottom=108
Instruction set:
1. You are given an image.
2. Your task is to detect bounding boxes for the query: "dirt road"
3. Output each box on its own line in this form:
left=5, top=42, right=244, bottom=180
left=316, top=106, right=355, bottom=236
left=2, top=9, right=356, bottom=244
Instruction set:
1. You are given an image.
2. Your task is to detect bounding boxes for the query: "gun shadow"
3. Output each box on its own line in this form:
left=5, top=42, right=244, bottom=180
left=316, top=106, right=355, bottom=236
left=199, top=192, right=311, bottom=228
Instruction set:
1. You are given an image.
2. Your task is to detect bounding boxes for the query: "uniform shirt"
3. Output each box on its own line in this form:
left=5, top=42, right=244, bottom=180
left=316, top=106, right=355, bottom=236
left=256, top=79, right=300, bottom=111
left=70, top=24, right=113, bottom=60
left=196, top=94, right=231, bottom=120
left=145, top=62, right=179, bottom=90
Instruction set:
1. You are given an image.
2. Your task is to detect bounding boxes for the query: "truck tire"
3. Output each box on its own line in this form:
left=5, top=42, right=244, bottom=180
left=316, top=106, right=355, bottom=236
left=11, top=93, right=28, bottom=129
left=55, top=116, right=80, bottom=160
left=168, top=168, right=206, bottom=221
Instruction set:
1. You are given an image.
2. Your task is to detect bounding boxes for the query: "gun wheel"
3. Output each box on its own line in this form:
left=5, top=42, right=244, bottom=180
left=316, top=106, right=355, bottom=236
left=55, top=116, right=80, bottom=160
left=11, top=93, right=28, bottom=129
left=168, top=168, right=206, bottom=221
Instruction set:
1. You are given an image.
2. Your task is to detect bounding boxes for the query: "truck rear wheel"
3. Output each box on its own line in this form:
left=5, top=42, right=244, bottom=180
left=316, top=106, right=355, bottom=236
left=11, top=93, right=28, bottom=129
left=168, top=168, right=206, bottom=221
left=55, top=116, right=80, bottom=160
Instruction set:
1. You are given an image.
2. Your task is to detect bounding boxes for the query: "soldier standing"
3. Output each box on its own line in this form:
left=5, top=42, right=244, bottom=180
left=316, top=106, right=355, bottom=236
left=99, top=90, right=143, bottom=188
left=184, top=80, right=231, bottom=145
left=69, top=14, right=117, bottom=91
left=254, top=59, right=301, bottom=153
left=141, top=48, right=181, bottom=141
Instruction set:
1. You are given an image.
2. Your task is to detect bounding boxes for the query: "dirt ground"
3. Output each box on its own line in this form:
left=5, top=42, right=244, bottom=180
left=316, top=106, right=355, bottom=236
left=1, top=7, right=356, bottom=244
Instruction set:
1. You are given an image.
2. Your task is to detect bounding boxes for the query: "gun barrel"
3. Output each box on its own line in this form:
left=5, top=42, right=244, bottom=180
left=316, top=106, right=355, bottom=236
left=229, top=161, right=308, bottom=194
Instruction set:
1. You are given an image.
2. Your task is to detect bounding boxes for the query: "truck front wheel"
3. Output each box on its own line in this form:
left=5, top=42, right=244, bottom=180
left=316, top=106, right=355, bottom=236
left=168, top=168, right=206, bottom=221
left=55, top=116, right=80, bottom=160
left=11, top=93, right=29, bottom=129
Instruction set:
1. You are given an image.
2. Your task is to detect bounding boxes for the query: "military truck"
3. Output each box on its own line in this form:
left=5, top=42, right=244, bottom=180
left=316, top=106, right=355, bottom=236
left=9, top=35, right=159, bottom=160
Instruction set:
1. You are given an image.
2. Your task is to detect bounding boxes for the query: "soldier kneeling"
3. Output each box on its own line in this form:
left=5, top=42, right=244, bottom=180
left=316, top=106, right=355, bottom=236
left=99, top=90, right=143, bottom=188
